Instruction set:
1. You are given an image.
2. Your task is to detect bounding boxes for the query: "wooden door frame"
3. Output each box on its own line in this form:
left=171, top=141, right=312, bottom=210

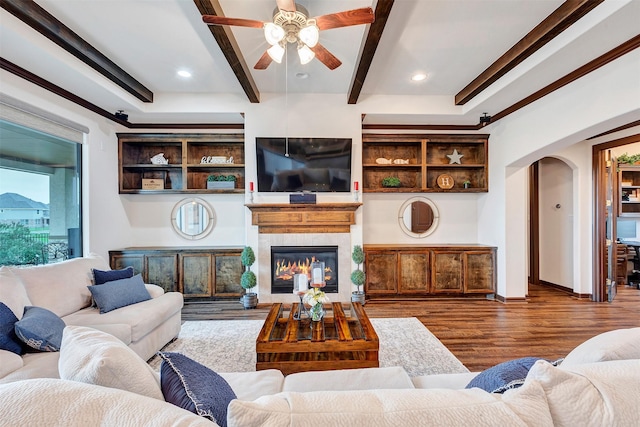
left=528, top=162, right=540, bottom=287
left=593, top=134, right=640, bottom=302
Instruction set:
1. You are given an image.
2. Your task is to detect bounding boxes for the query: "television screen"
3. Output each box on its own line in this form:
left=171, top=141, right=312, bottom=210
left=256, top=137, right=352, bottom=192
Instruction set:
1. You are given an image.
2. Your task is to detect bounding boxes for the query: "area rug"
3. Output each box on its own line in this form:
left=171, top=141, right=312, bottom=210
left=148, top=317, right=468, bottom=377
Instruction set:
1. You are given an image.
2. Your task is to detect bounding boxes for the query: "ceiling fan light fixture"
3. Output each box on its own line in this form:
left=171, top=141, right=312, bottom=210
left=297, top=44, right=315, bottom=65
left=264, top=22, right=285, bottom=45
left=298, top=23, right=319, bottom=48
left=267, top=43, right=285, bottom=63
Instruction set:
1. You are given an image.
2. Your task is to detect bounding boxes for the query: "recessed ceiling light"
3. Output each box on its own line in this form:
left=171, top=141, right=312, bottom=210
left=296, top=72, right=310, bottom=79
left=177, top=69, right=192, bottom=78
left=411, top=73, right=427, bottom=82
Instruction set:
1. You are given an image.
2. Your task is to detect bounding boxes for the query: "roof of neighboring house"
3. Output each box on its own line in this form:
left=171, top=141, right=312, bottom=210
left=0, top=193, right=49, bottom=210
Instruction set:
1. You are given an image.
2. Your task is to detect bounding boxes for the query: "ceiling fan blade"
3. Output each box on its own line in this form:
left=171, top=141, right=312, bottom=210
left=276, top=0, right=296, bottom=12
left=254, top=50, right=273, bottom=70
left=202, top=15, right=265, bottom=29
left=310, top=44, right=342, bottom=70
left=314, top=7, right=375, bottom=31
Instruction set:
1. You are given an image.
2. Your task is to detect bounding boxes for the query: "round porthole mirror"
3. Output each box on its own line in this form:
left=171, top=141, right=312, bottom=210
left=398, top=197, right=439, bottom=238
left=171, top=198, right=215, bottom=240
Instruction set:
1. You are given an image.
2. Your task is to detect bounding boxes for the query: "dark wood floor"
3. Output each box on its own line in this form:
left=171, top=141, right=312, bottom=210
left=183, top=284, right=640, bottom=371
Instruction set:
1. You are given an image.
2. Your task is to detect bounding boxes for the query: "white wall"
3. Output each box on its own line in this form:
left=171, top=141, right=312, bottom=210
left=2, top=46, right=638, bottom=300
left=478, top=48, right=640, bottom=298
left=538, top=157, right=573, bottom=288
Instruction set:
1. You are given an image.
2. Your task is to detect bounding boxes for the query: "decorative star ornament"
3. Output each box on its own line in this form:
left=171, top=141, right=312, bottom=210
left=447, top=149, right=464, bottom=164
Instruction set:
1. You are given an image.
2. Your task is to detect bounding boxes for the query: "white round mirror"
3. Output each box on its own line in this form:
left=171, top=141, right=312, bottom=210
left=171, top=198, right=215, bottom=240
left=398, top=197, right=439, bottom=238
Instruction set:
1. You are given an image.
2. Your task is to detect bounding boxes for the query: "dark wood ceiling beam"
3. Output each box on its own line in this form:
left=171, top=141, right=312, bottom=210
left=362, top=123, right=480, bottom=131
left=1, top=0, right=154, bottom=103
left=193, top=0, right=260, bottom=103
left=364, top=34, right=640, bottom=132
left=490, top=34, right=640, bottom=123
left=347, top=0, right=394, bottom=105
left=0, top=57, right=129, bottom=125
left=1, top=57, right=243, bottom=130
left=454, top=0, right=604, bottom=105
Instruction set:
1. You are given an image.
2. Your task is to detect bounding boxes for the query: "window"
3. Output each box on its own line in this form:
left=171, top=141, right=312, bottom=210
left=0, top=120, right=82, bottom=265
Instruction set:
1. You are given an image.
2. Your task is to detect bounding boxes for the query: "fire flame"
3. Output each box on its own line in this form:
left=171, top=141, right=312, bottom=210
left=274, top=256, right=333, bottom=281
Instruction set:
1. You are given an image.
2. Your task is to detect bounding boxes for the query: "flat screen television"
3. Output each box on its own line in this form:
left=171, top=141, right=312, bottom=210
left=256, top=137, right=352, bottom=192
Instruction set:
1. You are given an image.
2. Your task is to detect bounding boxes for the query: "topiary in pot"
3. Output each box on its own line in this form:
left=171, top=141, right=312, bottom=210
left=240, top=246, right=257, bottom=309
left=350, top=245, right=366, bottom=305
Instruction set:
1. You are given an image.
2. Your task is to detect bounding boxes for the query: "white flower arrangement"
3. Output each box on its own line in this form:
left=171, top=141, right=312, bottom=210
left=302, top=287, right=329, bottom=321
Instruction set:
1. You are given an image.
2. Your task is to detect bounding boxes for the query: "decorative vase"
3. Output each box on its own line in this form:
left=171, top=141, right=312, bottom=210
left=207, top=181, right=235, bottom=189
left=309, top=303, right=325, bottom=321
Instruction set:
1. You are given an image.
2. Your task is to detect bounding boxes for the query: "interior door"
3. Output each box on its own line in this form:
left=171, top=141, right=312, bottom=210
left=606, top=151, right=618, bottom=302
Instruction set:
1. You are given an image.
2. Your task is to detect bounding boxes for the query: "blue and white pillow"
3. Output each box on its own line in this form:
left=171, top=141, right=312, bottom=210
left=0, top=302, right=24, bottom=355
left=88, top=274, right=151, bottom=314
left=14, top=306, right=65, bottom=352
left=159, top=352, right=236, bottom=426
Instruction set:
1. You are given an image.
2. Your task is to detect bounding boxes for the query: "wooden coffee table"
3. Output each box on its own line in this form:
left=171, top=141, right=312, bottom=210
left=256, top=302, right=379, bottom=375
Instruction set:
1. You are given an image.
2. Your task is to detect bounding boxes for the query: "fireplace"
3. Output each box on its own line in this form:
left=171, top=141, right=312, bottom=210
left=270, top=246, right=338, bottom=294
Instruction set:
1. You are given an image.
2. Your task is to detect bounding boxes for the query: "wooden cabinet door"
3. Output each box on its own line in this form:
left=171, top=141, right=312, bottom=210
left=180, top=253, right=213, bottom=297
left=146, top=254, right=178, bottom=292
left=365, top=251, right=398, bottom=294
left=110, top=253, right=144, bottom=276
left=431, top=251, right=463, bottom=293
left=464, top=251, right=496, bottom=293
left=214, top=254, right=243, bottom=297
left=398, top=251, right=430, bottom=294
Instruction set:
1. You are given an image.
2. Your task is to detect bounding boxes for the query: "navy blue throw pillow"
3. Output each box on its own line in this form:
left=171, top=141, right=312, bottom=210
left=159, top=352, right=236, bottom=426
left=88, top=274, right=151, bottom=314
left=466, top=357, right=547, bottom=393
left=14, top=306, right=65, bottom=352
left=92, top=266, right=134, bottom=285
left=0, top=302, right=24, bottom=355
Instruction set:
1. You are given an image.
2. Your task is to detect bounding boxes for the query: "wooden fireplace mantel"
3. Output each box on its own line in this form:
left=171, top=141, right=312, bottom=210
left=245, top=203, right=362, bottom=234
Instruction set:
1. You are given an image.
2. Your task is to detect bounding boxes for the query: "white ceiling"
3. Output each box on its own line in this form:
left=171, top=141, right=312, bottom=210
left=1, top=0, right=638, bottom=126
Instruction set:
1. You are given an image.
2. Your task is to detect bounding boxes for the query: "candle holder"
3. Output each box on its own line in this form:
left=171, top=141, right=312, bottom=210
left=310, top=261, right=326, bottom=288
left=292, top=273, right=309, bottom=320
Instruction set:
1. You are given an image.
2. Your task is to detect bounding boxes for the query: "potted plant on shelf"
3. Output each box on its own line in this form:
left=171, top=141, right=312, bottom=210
left=617, top=153, right=640, bottom=165
left=462, top=180, right=471, bottom=189
left=207, top=174, right=236, bottom=189
left=240, top=246, right=257, bottom=309
left=381, top=176, right=401, bottom=188
left=350, top=245, right=366, bottom=305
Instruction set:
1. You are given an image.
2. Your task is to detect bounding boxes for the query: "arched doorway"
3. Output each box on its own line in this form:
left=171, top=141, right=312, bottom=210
left=529, top=157, right=574, bottom=293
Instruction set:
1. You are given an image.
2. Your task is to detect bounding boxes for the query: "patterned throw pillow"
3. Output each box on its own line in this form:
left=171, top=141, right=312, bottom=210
left=14, top=306, right=66, bottom=352
left=159, top=352, right=237, bottom=427
left=0, top=302, right=24, bottom=355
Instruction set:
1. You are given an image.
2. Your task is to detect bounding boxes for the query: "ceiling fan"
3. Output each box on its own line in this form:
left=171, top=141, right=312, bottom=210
left=202, top=0, right=374, bottom=70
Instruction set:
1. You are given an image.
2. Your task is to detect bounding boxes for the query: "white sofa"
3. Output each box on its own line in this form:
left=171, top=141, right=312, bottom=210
left=0, top=254, right=183, bottom=383
left=0, top=326, right=639, bottom=426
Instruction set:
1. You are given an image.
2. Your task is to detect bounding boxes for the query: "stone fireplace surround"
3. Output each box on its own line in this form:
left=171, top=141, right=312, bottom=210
left=257, top=232, right=352, bottom=304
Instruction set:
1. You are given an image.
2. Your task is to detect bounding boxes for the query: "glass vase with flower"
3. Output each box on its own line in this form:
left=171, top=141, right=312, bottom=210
left=303, top=287, right=329, bottom=322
